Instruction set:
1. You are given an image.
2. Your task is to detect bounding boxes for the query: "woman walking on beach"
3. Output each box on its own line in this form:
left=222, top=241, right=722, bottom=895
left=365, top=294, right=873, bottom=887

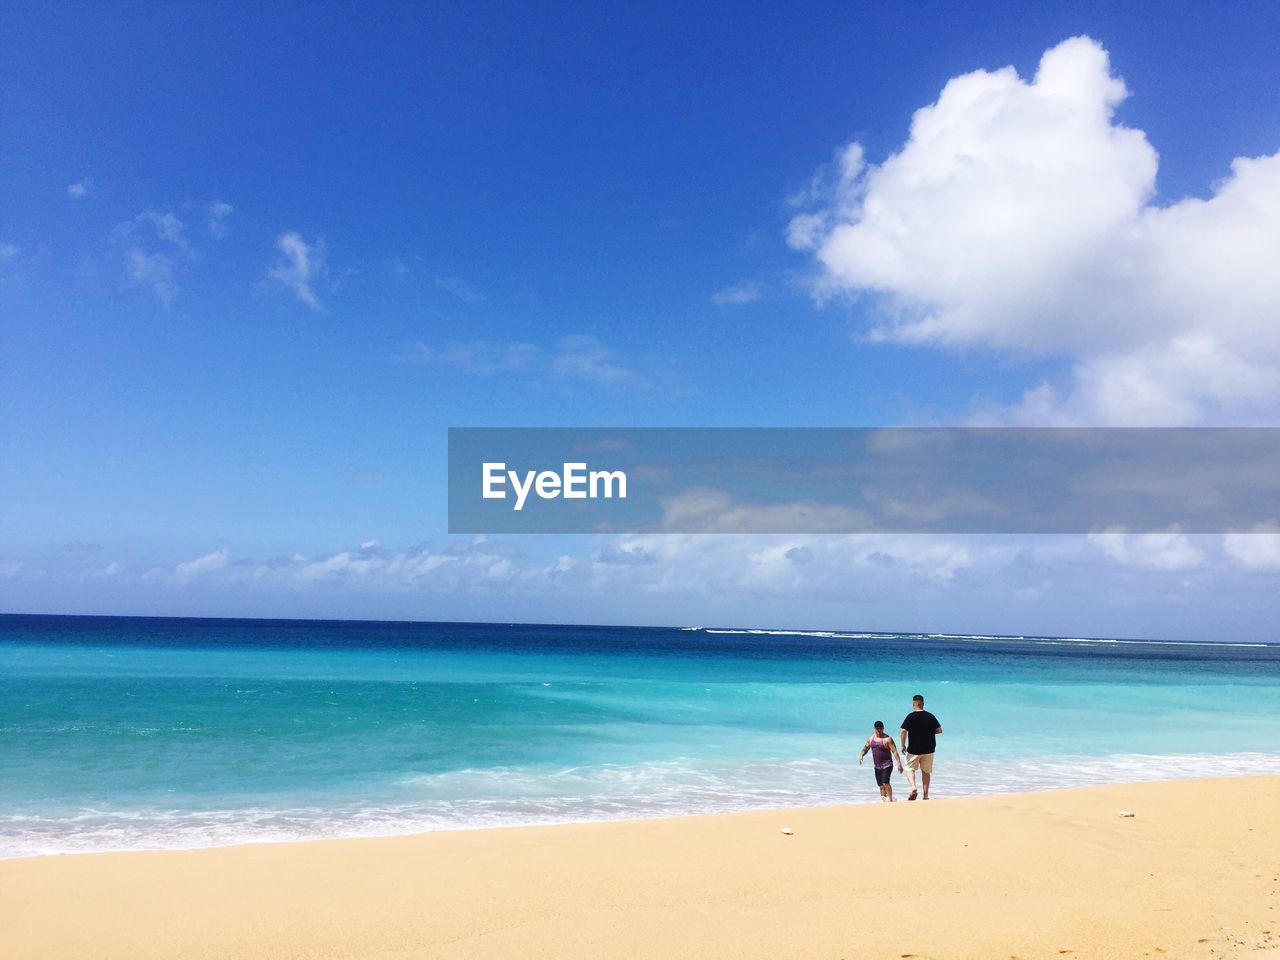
left=858, top=721, right=904, bottom=802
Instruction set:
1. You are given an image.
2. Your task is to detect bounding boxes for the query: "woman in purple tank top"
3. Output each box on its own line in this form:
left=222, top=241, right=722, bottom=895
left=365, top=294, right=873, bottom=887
left=858, top=720, right=905, bottom=802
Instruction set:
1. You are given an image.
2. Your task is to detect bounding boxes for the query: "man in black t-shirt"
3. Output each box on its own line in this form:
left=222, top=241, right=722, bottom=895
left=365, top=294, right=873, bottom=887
left=899, top=693, right=942, bottom=801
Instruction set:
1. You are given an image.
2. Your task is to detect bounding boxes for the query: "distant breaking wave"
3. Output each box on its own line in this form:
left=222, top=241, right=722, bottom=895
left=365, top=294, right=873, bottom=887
left=690, top=628, right=1272, bottom=648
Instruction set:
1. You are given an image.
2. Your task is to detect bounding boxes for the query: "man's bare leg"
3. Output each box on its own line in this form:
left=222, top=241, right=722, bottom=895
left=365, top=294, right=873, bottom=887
left=886, top=781, right=894, bottom=802
left=921, top=771, right=931, bottom=800
left=905, top=763, right=918, bottom=800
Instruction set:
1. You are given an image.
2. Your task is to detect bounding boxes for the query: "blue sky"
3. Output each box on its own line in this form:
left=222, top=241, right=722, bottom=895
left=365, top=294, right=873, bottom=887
left=3, top=2, right=1280, bottom=638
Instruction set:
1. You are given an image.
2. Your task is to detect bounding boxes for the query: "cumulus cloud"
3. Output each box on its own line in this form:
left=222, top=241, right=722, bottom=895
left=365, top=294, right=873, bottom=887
left=790, top=36, right=1280, bottom=425
left=1222, top=522, right=1280, bottom=571
left=268, top=232, right=324, bottom=309
left=1087, top=528, right=1205, bottom=571
left=712, top=279, right=763, bottom=305
left=67, top=178, right=92, bottom=199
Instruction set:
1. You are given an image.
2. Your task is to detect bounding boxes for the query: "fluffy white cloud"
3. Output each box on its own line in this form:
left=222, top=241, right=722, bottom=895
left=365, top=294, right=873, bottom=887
left=791, top=36, right=1280, bottom=425
left=1087, top=528, right=1205, bottom=571
left=1222, top=522, right=1280, bottom=571
left=268, top=232, right=324, bottom=309
left=67, top=178, right=92, bottom=199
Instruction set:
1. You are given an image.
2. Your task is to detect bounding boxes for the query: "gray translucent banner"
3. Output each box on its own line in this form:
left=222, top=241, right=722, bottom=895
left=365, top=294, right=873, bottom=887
left=447, top=428, right=1280, bottom=534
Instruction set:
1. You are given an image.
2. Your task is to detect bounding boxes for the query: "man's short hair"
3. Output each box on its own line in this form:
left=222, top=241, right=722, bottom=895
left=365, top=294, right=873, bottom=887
left=873, top=720, right=884, bottom=729
left=912, top=694, right=924, bottom=704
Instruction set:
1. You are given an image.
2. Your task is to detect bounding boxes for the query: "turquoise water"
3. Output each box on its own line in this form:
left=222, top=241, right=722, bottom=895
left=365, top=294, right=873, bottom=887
left=2, top=615, right=1278, bottom=858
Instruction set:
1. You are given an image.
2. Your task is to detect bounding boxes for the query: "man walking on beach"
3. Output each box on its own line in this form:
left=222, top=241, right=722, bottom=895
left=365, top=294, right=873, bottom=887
left=900, top=694, right=942, bottom=801
left=858, top=720, right=904, bottom=802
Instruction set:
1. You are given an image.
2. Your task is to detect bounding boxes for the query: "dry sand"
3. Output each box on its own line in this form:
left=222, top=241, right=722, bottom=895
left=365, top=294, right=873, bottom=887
left=3, top=776, right=1277, bottom=959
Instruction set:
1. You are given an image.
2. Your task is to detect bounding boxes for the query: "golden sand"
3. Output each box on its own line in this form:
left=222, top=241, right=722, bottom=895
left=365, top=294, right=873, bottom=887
left=3, top=777, right=1277, bottom=959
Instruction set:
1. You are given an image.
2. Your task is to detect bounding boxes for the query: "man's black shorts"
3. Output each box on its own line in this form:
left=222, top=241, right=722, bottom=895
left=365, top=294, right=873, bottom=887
left=874, top=765, right=893, bottom=786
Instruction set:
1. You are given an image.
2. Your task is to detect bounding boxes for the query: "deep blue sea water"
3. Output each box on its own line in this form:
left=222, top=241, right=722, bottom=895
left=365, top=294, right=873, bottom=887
left=2, top=614, right=1278, bottom=858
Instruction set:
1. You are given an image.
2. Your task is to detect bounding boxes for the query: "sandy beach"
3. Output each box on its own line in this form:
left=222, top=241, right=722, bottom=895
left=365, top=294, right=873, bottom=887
left=2, top=776, right=1277, bottom=959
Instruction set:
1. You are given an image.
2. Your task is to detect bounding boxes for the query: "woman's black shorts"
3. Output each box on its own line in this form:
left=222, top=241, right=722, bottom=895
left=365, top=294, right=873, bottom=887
left=874, top=765, right=893, bottom=786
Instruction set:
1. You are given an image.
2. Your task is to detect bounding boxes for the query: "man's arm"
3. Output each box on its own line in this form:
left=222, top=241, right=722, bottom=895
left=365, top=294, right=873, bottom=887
left=888, top=738, right=903, bottom=770
left=899, top=729, right=908, bottom=754
left=857, top=736, right=871, bottom=764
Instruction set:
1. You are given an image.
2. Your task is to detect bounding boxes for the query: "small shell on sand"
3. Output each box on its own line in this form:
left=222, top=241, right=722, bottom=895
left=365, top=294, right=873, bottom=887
left=779, top=827, right=794, bottom=835
left=1118, top=811, right=1136, bottom=818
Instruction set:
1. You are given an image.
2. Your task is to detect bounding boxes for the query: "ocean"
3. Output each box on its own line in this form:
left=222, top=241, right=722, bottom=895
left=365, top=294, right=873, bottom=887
left=2, top=614, right=1278, bottom=859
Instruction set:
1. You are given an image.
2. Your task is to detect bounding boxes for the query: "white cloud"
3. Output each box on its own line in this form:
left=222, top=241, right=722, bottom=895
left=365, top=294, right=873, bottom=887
left=791, top=36, right=1280, bottom=425
left=268, top=232, right=324, bottom=309
left=126, top=248, right=178, bottom=306
left=1087, top=527, right=1205, bottom=571
left=174, top=548, right=230, bottom=582
left=137, top=210, right=190, bottom=251
left=547, top=334, right=634, bottom=387
left=590, top=533, right=980, bottom=594
left=1222, top=522, right=1280, bottom=571
left=435, top=275, right=485, bottom=305
left=712, top=279, right=763, bottom=305
left=112, top=210, right=194, bottom=305
left=403, top=334, right=641, bottom=389
left=0, top=243, right=18, bottom=262
left=207, top=201, right=233, bottom=239
left=67, top=178, right=93, bottom=199
left=658, top=487, right=870, bottom=534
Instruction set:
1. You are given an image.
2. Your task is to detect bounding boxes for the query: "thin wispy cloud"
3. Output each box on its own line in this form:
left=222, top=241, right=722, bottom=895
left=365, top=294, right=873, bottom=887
left=402, top=334, right=641, bottom=389
left=207, top=200, right=233, bottom=239
left=67, top=178, right=93, bottom=199
left=435, top=274, right=485, bottom=305
left=268, top=232, right=325, bottom=309
left=126, top=249, right=178, bottom=307
left=173, top=548, right=230, bottom=582
left=137, top=210, right=190, bottom=251
left=712, top=279, right=762, bottom=305
left=113, top=209, right=193, bottom=305
left=0, top=243, right=18, bottom=262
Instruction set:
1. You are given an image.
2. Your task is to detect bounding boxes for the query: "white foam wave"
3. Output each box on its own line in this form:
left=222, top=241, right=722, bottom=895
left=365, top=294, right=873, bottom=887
left=695, top=628, right=1272, bottom=648
left=6, top=751, right=1280, bottom=860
